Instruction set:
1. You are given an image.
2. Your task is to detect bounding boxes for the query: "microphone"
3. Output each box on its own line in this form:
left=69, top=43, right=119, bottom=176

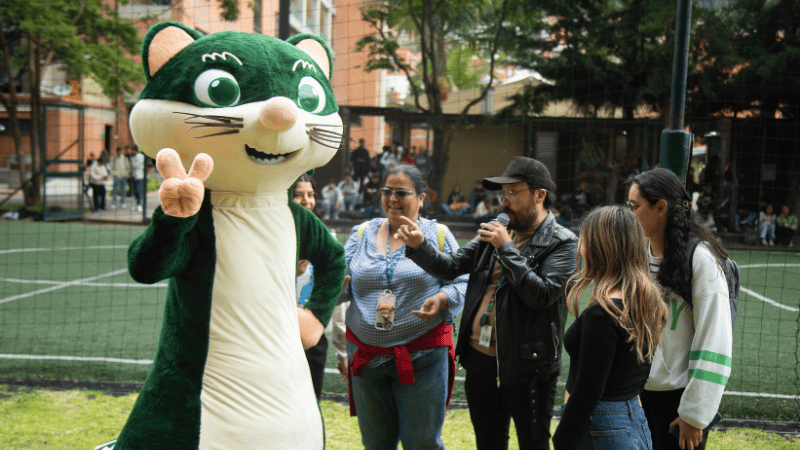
left=475, top=213, right=510, bottom=270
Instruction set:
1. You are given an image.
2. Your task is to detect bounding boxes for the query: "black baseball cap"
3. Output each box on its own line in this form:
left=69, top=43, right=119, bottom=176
left=482, top=157, right=556, bottom=192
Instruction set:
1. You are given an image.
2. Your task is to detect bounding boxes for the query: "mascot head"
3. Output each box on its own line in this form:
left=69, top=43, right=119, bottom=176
left=130, top=22, right=342, bottom=194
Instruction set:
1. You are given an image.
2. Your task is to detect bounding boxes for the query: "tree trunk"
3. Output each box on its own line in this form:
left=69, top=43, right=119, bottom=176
left=26, top=35, right=42, bottom=206
left=427, top=117, right=447, bottom=211
left=0, top=22, right=29, bottom=205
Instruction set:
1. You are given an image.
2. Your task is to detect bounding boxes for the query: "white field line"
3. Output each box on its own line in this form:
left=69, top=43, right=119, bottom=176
left=0, top=245, right=129, bottom=254
left=0, top=253, right=797, bottom=400
left=740, top=287, right=799, bottom=312
left=0, top=353, right=152, bottom=365
left=0, top=269, right=129, bottom=305
left=0, top=357, right=793, bottom=399
left=0, top=278, right=167, bottom=288
left=737, top=264, right=800, bottom=313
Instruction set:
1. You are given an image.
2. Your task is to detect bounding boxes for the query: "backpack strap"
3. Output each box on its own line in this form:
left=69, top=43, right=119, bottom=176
left=435, top=223, right=447, bottom=252
left=359, top=220, right=447, bottom=252
left=357, top=221, right=369, bottom=240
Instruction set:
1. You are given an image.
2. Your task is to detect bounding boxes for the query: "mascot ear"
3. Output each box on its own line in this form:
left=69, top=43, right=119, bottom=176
left=142, top=22, right=202, bottom=80
left=288, top=35, right=333, bottom=80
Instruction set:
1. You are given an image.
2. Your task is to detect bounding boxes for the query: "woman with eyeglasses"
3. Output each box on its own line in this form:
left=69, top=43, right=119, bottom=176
left=628, top=168, right=732, bottom=450
left=341, top=164, right=468, bottom=450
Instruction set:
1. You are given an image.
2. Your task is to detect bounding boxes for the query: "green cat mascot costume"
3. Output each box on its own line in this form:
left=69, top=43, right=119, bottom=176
left=95, top=22, right=346, bottom=450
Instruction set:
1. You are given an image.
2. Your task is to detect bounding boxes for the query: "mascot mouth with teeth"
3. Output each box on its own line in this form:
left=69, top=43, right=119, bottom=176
left=97, top=22, right=347, bottom=450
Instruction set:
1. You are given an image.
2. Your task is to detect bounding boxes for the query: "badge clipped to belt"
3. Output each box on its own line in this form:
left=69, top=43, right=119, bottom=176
left=375, top=289, right=397, bottom=330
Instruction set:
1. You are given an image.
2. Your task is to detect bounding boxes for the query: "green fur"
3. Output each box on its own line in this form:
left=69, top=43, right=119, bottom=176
left=116, top=195, right=216, bottom=449
left=291, top=201, right=347, bottom=326
left=112, top=21, right=346, bottom=450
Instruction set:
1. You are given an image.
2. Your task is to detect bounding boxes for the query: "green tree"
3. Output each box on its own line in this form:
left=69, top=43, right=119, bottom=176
left=0, top=0, right=143, bottom=206
left=355, top=0, right=512, bottom=201
left=497, top=0, right=688, bottom=121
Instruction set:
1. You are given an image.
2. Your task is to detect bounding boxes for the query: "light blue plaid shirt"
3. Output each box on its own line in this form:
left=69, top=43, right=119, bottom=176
left=344, top=217, right=468, bottom=368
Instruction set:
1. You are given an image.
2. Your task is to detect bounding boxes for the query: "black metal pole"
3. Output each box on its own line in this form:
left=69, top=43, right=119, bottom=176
left=659, top=0, right=693, bottom=184
left=279, top=0, right=291, bottom=40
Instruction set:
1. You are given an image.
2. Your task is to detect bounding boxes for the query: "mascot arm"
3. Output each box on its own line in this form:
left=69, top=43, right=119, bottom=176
left=128, top=204, right=200, bottom=284
left=292, top=202, right=347, bottom=327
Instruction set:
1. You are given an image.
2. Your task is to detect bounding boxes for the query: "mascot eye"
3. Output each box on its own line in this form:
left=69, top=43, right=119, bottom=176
left=194, top=69, right=241, bottom=107
left=297, top=77, right=326, bottom=114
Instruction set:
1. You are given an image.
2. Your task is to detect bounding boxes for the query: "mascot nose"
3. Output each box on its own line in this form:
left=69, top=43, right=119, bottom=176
left=260, top=97, right=298, bottom=131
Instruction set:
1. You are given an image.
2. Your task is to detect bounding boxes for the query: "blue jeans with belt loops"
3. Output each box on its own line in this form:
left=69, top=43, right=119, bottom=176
left=562, top=397, right=653, bottom=450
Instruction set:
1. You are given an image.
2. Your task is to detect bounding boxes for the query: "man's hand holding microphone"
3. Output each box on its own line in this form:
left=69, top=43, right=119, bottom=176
left=394, top=213, right=511, bottom=249
left=394, top=213, right=511, bottom=321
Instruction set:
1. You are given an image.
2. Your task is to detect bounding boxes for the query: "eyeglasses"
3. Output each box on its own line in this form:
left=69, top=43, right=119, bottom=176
left=495, top=188, right=533, bottom=203
left=381, top=187, right=416, bottom=199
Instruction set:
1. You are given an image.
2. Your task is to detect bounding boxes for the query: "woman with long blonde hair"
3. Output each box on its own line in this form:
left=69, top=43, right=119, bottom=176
left=553, top=206, right=667, bottom=450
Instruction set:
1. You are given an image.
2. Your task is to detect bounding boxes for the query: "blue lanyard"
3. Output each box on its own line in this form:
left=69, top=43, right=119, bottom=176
left=385, top=218, right=420, bottom=286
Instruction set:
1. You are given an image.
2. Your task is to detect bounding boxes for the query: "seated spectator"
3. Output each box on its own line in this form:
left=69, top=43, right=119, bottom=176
left=441, top=184, right=469, bottom=216
left=553, top=202, right=572, bottom=229
left=697, top=185, right=716, bottom=217
left=468, top=180, right=487, bottom=209
left=735, top=201, right=758, bottom=232
left=338, top=174, right=360, bottom=212
left=362, top=172, right=382, bottom=219
left=472, top=197, right=497, bottom=225
left=776, top=205, right=797, bottom=247
left=570, top=181, right=594, bottom=218
left=320, top=181, right=344, bottom=220
left=759, top=204, right=777, bottom=246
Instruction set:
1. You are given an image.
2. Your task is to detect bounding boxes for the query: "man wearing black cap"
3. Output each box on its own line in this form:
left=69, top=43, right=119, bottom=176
left=395, top=156, right=578, bottom=450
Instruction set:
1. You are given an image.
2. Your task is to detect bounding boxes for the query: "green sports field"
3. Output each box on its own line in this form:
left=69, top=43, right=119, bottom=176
left=0, top=221, right=798, bottom=420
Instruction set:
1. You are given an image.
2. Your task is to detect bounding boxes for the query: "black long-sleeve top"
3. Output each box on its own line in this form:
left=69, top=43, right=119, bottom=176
left=552, top=299, right=651, bottom=450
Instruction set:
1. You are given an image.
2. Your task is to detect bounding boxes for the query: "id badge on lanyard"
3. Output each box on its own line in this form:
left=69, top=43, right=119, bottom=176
left=375, top=289, right=397, bottom=330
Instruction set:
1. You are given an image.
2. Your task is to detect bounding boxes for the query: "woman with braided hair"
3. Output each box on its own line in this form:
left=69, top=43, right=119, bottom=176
left=627, top=168, right=732, bottom=450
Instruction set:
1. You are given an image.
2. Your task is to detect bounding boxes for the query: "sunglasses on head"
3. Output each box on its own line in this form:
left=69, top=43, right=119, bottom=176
left=380, top=187, right=416, bottom=199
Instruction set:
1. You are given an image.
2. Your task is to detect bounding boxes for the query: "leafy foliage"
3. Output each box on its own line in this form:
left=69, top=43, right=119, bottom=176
left=497, top=0, right=800, bottom=121
left=354, top=0, right=510, bottom=196
left=0, top=0, right=144, bottom=205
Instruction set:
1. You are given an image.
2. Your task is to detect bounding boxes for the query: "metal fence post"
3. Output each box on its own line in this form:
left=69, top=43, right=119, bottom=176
left=659, top=0, right=694, bottom=184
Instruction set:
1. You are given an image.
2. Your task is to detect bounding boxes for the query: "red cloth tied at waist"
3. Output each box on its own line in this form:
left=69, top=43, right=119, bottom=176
left=346, top=321, right=455, bottom=416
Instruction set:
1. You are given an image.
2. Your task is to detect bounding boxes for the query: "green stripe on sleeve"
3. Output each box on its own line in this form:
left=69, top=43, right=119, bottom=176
left=689, top=350, right=732, bottom=367
left=688, top=368, right=729, bottom=386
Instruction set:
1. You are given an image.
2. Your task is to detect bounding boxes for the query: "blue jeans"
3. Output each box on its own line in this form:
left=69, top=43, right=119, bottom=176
left=133, top=179, right=145, bottom=205
left=344, top=193, right=359, bottom=211
left=320, top=199, right=342, bottom=219
left=441, top=204, right=468, bottom=216
left=112, top=177, right=127, bottom=206
left=759, top=223, right=776, bottom=239
left=563, top=397, right=652, bottom=450
left=350, top=346, right=449, bottom=450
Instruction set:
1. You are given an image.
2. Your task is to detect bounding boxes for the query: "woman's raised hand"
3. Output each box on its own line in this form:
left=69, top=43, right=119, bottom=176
left=156, top=149, right=213, bottom=218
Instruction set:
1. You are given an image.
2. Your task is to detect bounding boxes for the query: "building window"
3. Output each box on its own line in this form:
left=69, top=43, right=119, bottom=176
left=306, top=3, right=315, bottom=29
left=253, top=0, right=263, bottom=33
left=286, top=0, right=334, bottom=45
left=319, top=5, right=330, bottom=42
left=291, top=0, right=302, bottom=23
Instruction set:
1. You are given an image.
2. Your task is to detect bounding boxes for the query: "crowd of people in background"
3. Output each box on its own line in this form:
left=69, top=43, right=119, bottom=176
left=311, top=157, right=736, bottom=450
left=304, top=142, right=799, bottom=250
left=84, top=146, right=147, bottom=213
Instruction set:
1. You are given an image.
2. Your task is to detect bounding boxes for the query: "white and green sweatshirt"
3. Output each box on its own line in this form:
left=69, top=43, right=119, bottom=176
left=646, top=242, right=732, bottom=429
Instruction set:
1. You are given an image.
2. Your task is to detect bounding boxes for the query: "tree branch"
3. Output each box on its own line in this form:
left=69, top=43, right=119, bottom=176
left=459, top=0, right=510, bottom=115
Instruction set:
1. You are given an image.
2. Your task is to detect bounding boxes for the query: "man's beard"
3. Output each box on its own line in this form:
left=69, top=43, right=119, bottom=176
left=504, top=205, right=538, bottom=232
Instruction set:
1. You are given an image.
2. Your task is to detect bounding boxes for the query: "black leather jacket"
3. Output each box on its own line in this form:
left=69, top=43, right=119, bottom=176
left=406, top=211, right=578, bottom=385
